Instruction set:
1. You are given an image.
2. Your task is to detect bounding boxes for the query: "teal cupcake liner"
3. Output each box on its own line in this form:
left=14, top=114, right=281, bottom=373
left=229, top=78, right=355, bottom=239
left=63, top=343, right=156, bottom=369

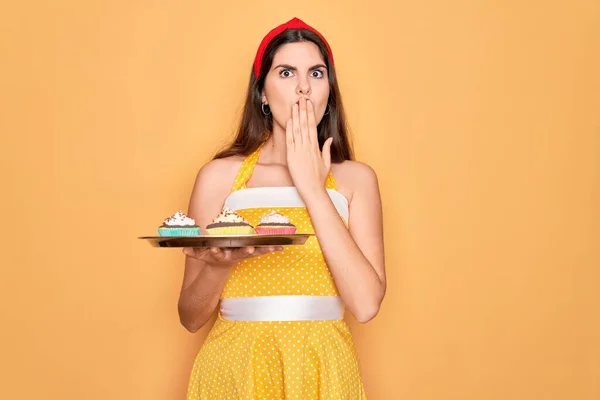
left=158, top=227, right=201, bottom=236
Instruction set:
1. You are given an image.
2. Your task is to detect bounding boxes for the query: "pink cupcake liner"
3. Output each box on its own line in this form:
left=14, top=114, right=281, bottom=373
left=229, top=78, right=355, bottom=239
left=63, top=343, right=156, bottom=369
left=254, top=226, right=297, bottom=235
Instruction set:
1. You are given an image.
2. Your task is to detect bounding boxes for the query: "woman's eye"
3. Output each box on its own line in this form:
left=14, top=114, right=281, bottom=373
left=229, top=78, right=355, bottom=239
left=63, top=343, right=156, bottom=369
left=279, top=69, right=325, bottom=78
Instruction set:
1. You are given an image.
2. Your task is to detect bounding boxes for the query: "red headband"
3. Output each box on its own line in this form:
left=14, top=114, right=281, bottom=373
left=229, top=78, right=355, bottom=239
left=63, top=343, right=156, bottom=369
left=253, top=17, right=335, bottom=79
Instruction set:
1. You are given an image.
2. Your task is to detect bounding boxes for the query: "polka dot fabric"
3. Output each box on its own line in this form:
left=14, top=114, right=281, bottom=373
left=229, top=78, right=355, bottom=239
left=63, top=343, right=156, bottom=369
left=221, top=206, right=338, bottom=298
left=186, top=145, right=367, bottom=399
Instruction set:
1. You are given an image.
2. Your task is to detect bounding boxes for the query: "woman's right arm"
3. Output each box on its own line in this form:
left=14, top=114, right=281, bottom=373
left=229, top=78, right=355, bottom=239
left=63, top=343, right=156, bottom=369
left=177, top=159, right=280, bottom=332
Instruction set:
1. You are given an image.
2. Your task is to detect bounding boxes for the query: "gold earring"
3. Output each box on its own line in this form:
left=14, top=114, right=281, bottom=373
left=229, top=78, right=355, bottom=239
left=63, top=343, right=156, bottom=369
left=261, top=103, right=271, bottom=116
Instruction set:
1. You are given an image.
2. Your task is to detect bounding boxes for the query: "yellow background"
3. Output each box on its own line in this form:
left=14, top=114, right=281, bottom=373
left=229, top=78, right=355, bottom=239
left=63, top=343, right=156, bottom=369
left=1, top=1, right=599, bottom=399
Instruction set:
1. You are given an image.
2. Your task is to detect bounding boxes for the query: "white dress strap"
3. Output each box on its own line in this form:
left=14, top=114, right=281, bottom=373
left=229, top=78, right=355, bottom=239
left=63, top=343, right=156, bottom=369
left=220, top=295, right=344, bottom=321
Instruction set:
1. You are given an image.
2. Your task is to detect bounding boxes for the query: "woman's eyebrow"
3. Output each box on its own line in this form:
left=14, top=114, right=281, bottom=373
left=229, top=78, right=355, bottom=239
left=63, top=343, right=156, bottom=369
left=273, top=64, right=328, bottom=71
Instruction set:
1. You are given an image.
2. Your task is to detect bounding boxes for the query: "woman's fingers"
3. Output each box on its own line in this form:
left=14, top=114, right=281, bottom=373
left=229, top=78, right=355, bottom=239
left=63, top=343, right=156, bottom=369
left=286, top=118, right=294, bottom=149
left=299, top=98, right=309, bottom=145
left=306, top=99, right=318, bottom=148
left=322, top=136, right=333, bottom=170
left=183, top=246, right=283, bottom=263
left=292, top=103, right=302, bottom=145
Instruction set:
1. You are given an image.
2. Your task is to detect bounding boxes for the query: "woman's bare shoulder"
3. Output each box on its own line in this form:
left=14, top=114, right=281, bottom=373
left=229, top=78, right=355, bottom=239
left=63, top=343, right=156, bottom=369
left=195, top=155, right=245, bottom=187
left=188, top=155, right=246, bottom=209
left=332, top=160, right=376, bottom=176
left=331, top=160, right=378, bottom=203
left=188, top=155, right=246, bottom=224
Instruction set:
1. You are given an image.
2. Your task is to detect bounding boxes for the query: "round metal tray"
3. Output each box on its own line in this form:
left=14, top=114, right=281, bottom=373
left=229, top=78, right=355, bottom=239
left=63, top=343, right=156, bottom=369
left=139, top=233, right=313, bottom=248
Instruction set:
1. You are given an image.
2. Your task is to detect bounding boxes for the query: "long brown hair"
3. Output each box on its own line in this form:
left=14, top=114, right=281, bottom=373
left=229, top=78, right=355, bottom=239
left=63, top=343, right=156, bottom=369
left=213, top=28, right=354, bottom=162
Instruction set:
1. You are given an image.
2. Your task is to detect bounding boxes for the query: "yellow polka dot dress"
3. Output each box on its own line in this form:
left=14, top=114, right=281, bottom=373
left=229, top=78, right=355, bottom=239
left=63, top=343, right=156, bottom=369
left=186, top=145, right=367, bottom=399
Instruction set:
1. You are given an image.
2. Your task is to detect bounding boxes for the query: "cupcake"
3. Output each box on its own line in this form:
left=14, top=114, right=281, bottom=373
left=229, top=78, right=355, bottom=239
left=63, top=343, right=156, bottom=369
left=205, top=207, right=255, bottom=235
left=158, top=210, right=201, bottom=236
left=254, top=210, right=297, bottom=235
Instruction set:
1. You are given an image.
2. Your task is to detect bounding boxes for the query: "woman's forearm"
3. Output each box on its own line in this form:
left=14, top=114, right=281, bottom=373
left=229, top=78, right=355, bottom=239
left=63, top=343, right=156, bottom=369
left=178, top=260, right=232, bottom=332
left=304, top=190, right=385, bottom=323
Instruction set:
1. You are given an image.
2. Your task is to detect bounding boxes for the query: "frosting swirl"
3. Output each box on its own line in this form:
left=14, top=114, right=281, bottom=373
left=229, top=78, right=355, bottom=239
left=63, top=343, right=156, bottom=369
left=162, top=210, right=197, bottom=227
left=211, top=207, right=249, bottom=224
left=259, top=210, right=290, bottom=225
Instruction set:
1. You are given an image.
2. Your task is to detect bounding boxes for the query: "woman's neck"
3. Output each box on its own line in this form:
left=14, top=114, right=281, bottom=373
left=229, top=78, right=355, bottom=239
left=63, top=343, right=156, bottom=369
left=261, top=124, right=288, bottom=166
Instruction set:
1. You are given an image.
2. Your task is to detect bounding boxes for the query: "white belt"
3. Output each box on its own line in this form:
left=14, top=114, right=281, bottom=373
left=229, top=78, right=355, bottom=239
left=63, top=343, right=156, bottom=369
left=220, top=295, right=344, bottom=321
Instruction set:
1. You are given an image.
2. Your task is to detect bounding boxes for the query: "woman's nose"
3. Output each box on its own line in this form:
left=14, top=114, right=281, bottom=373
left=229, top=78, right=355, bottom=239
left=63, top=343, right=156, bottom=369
left=296, top=79, right=311, bottom=96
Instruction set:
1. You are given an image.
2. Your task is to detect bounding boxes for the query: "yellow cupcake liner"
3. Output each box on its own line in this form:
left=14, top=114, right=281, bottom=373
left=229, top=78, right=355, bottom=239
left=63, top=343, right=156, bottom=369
left=206, top=225, right=255, bottom=235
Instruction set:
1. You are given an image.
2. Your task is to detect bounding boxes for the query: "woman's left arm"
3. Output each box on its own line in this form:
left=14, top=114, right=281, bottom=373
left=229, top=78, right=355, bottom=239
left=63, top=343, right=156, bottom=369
left=303, top=164, right=386, bottom=323
left=287, top=98, right=386, bottom=323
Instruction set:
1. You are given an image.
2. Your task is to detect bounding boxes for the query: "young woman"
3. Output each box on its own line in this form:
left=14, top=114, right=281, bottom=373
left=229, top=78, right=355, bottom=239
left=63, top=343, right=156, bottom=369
left=178, top=17, right=386, bottom=399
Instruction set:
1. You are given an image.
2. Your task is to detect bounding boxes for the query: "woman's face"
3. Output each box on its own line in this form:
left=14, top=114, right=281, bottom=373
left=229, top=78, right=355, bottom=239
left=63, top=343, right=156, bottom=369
left=262, top=41, right=330, bottom=130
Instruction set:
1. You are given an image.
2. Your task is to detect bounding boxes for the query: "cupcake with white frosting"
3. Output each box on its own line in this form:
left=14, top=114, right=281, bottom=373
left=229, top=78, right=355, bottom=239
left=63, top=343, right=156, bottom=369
left=158, top=210, right=201, bottom=236
left=255, top=210, right=296, bottom=235
left=206, top=207, right=255, bottom=235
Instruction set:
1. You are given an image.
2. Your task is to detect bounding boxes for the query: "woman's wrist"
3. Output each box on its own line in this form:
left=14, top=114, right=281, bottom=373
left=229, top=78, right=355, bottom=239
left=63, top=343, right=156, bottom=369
left=301, top=186, right=331, bottom=209
left=205, top=259, right=235, bottom=272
